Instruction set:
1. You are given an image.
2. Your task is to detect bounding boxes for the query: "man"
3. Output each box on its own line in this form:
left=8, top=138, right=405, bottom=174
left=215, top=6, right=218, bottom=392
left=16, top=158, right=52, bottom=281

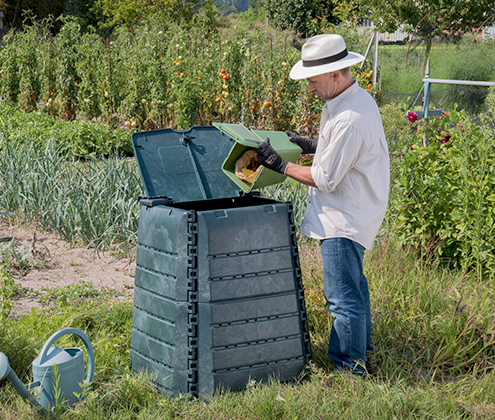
left=255, top=34, right=389, bottom=375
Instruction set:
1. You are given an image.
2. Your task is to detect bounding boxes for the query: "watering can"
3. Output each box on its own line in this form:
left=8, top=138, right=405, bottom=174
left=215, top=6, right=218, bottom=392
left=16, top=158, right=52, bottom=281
left=0, top=327, right=95, bottom=411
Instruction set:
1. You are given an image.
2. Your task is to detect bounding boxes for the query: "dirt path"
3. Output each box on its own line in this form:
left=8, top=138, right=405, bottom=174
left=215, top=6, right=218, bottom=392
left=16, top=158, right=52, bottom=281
left=0, top=222, right=136, bottom=316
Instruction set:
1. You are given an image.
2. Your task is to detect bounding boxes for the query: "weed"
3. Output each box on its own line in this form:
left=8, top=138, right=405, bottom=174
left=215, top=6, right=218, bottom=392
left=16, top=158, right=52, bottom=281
left=0, top=239, right=33, bottom=272
left=38, top=281, right=119, bottom=307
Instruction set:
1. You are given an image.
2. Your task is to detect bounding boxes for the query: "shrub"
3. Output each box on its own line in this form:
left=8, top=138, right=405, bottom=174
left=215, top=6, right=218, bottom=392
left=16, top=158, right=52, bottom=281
left=391, top=109, right=495, bottom=277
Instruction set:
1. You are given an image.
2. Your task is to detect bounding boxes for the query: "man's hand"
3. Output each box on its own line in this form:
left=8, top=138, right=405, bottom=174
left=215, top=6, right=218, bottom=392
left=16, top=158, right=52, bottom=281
left=285, top=130, right=317, bottom=154
left=255, top=138, right=289, bottom=175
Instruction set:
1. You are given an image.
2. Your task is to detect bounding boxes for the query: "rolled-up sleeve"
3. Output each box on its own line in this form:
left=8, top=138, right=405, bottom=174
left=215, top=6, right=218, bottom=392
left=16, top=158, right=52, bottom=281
left=311, top=122, right=364, bottom=194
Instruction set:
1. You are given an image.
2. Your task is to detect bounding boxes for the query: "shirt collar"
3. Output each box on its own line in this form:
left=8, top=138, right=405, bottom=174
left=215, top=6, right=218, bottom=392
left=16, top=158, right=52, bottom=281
left=324, top=79, right=358, bottom=115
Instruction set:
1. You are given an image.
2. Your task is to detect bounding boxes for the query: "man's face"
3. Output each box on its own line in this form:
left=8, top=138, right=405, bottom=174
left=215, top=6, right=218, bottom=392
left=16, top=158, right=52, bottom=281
left=307, top=72, right=338, bottom=101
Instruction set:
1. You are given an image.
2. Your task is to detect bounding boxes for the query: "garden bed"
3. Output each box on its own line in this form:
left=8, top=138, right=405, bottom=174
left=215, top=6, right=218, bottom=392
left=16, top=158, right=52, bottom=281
left=0, top=221, right=135, bottom=318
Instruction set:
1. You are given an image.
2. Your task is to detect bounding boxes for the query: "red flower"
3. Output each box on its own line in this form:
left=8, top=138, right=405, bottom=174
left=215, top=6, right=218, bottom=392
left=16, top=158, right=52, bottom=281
left=407, top=111, right=418, bottom=122
left=440, top=134, right=451, bottom=144
left=65, top=109, right=70, bottom=114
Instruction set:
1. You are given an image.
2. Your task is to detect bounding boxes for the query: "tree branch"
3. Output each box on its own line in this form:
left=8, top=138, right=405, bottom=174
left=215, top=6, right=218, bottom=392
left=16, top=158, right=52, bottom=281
left=405, top=7, right=444, bottom=69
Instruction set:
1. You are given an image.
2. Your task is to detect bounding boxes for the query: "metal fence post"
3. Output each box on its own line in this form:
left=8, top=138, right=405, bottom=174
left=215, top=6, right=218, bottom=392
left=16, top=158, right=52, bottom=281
left=422, top=59, right=431, bottom=147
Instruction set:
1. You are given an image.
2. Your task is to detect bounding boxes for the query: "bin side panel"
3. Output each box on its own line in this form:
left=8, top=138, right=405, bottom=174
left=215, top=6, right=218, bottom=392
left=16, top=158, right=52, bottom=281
left=134, top=266, right=176, bottom=300
left=211, top=359, right=306, bottom=394
left=132, top=307, right=175, bottom=345
left=130, top=350, right=174, bottom=392
left=136, top=245, right=177, bottom=279
left=211, top=315, right=302, bottom=347
left=131, top=329, right=174, bottom=369
left=209, top=271, right=295, bottom=302
left=136, top=205, right=190, bottom=302
left=208, top=250, right=292, bottom=279
left=134, top=286, right=176, bottom=322
left=137, top=204, right=181, bottom=254
left=198, top=203, right=291, bottom=255
left=212, top=337, right=304, bottom=370
left=210, top=294, right=298, bottom=324
left=130, top=303, right=190, bottom=396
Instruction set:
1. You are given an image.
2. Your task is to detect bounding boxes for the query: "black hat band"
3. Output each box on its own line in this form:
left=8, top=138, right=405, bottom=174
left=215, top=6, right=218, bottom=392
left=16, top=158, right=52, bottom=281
left=302, top=49, right=348, bottom=67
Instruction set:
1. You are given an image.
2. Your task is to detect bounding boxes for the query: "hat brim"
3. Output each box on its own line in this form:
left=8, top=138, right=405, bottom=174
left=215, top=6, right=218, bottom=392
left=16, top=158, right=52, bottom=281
left=289, top=52, right=365, bottom=80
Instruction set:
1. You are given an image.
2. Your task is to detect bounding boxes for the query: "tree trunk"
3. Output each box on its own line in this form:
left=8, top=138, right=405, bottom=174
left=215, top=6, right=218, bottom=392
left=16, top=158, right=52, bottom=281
left=421, top=35, right=433, bottom=73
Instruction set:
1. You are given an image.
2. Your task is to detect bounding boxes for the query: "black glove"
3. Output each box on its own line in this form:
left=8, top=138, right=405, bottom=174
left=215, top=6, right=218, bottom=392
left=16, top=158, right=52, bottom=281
left=285, top=130, right=317, bottom=154
left=255, top=138, right=289, bottom=175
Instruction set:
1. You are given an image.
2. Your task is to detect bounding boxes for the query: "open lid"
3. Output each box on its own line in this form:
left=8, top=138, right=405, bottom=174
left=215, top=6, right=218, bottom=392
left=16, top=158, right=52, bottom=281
left=213, top=122, right=264, bottom=147
left=132, top=126, right=240, bottom=203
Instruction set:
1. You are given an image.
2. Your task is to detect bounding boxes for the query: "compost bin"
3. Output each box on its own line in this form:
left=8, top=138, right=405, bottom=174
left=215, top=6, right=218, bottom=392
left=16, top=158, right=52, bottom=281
left=130, top=125, right=311, bottom=397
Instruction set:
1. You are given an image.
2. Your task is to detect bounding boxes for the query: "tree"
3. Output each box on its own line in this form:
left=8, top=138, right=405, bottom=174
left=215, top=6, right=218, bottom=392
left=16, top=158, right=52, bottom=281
left=356, top=0, right=495, bottom=66
left=215, top=0, right=249, bottom=15
left=0, top=0, right=65, bottom=30
left=94, top=0, right=216, bottom=29
left=263, top=0, right=338, bottom=36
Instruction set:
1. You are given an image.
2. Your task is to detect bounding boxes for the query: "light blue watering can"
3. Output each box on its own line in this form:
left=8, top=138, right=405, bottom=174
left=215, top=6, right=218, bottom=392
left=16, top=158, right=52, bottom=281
left=0, top=327, right=95, bottom=411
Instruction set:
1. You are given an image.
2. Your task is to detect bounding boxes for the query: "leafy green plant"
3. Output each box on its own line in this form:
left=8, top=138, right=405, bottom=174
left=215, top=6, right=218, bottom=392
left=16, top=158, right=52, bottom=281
left=39, top=281, right=118, bottom=306
left=0, top=140, right=140, bottom=255
left=0, top=240, right=33, bottom=272
left=391, top=108, right=495, bottom=277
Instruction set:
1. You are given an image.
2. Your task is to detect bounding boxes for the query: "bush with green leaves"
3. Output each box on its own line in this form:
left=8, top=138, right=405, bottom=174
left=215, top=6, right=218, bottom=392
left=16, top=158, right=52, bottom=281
left=391, top=109, right=495, bottom=277
left=0, top=102, right=132, bottom=157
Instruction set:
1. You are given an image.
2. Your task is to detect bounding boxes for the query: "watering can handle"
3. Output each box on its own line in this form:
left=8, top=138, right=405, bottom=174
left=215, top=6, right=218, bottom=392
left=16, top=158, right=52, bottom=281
left=38, top=328, right=95, bottom=384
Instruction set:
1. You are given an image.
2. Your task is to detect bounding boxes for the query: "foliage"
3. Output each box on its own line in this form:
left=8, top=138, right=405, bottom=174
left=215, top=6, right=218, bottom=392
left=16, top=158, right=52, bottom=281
left=0, top=1, right=65, bottom=31
left=0, top=16, right=349, bottom=133
left=262, top=0, right=339, bottom=36
left=486, top=85, right=495, bottom=124
left=216, top=0, right=250, bottom=15
left=440, top=44, right=495, bottom=114
left=356, top=0, right=495, bottom=66
left=0, top=266, right=28, bottom=318
left=391, top=109, right=495, bottom=277
left=94, top=0, right=217, bottom=30
left=0, top=103, right=132, bottom=157
left=38, top=281, right=119, bottom=306
left=64, top=0, right=103, bottom=32
left=0, top=239, right=33, bottom=272
left=263, top=0, right=315, bottom=36
left=0, top=140, right=141, bottom=255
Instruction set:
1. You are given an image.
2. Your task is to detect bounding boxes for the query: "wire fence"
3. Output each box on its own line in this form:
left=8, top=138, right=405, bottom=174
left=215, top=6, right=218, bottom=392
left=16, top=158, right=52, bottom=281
left=380, top=84, right=491, bottom=114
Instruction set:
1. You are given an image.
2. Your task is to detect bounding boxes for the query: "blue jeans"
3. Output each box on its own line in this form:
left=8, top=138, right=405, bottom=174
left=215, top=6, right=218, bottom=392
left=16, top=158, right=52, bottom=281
left=320, top=238, right=372, bottom=374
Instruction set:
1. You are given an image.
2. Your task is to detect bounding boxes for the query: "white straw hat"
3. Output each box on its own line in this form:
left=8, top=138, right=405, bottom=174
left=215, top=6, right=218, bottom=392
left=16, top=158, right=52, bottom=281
left=290, top=34, right=365, bottom=80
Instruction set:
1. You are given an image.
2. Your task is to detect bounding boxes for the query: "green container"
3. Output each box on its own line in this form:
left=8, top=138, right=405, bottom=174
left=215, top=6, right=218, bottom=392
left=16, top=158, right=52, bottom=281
left=213, top=123, right=302, bottom=193
left=130, top=126, right=311, bottom=398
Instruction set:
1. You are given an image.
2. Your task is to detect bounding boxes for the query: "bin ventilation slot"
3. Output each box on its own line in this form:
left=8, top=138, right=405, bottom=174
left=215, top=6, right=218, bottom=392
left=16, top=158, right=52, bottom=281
left=212, top=312, right=297, bottom=327
left=214, top=334, right=301, bottom=350
left=213, top=356, right=304, bottom=373
left=132, top=326, right=175, bottom=350
left=135, top=265, right=177, bottom=281
left=139, top=244, right=177, bottom=258
left=209, top=268, right=291, bottom=281
left=208, top=246, right=288, bottom=258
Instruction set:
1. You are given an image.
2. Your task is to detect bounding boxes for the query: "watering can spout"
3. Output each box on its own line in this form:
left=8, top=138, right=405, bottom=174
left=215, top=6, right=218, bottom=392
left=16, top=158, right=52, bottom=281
left=0, top=352, right=40, bottom=408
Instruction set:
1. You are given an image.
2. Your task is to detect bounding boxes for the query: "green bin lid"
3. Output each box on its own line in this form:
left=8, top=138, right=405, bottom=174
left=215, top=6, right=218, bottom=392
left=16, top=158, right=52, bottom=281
left=132, top=126, right=240, bottom=203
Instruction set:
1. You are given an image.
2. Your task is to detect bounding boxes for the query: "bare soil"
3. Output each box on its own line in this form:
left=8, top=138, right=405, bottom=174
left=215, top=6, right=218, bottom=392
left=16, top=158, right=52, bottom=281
left=0, top=221, right=136, bottom=317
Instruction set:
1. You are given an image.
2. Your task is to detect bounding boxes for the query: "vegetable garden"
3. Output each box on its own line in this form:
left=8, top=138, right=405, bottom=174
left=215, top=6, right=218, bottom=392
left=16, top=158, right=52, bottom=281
left=1, top=13, right=495, bottom=420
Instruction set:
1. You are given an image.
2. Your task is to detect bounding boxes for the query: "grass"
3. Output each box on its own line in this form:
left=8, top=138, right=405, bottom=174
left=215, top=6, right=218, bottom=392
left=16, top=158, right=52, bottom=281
left=377, top=41, right=495, bottom=113
left=1, top=237, right=495, bottom=419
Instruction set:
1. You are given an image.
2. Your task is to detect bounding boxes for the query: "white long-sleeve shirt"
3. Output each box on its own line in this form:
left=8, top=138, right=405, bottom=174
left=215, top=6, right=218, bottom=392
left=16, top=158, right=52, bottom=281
left=299, top=81, right=390, bottom=249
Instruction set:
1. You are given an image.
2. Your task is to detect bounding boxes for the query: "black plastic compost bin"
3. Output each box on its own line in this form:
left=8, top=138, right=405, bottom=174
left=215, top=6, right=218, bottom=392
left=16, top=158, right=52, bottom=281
left=130, top=126, right=311, bottom=398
